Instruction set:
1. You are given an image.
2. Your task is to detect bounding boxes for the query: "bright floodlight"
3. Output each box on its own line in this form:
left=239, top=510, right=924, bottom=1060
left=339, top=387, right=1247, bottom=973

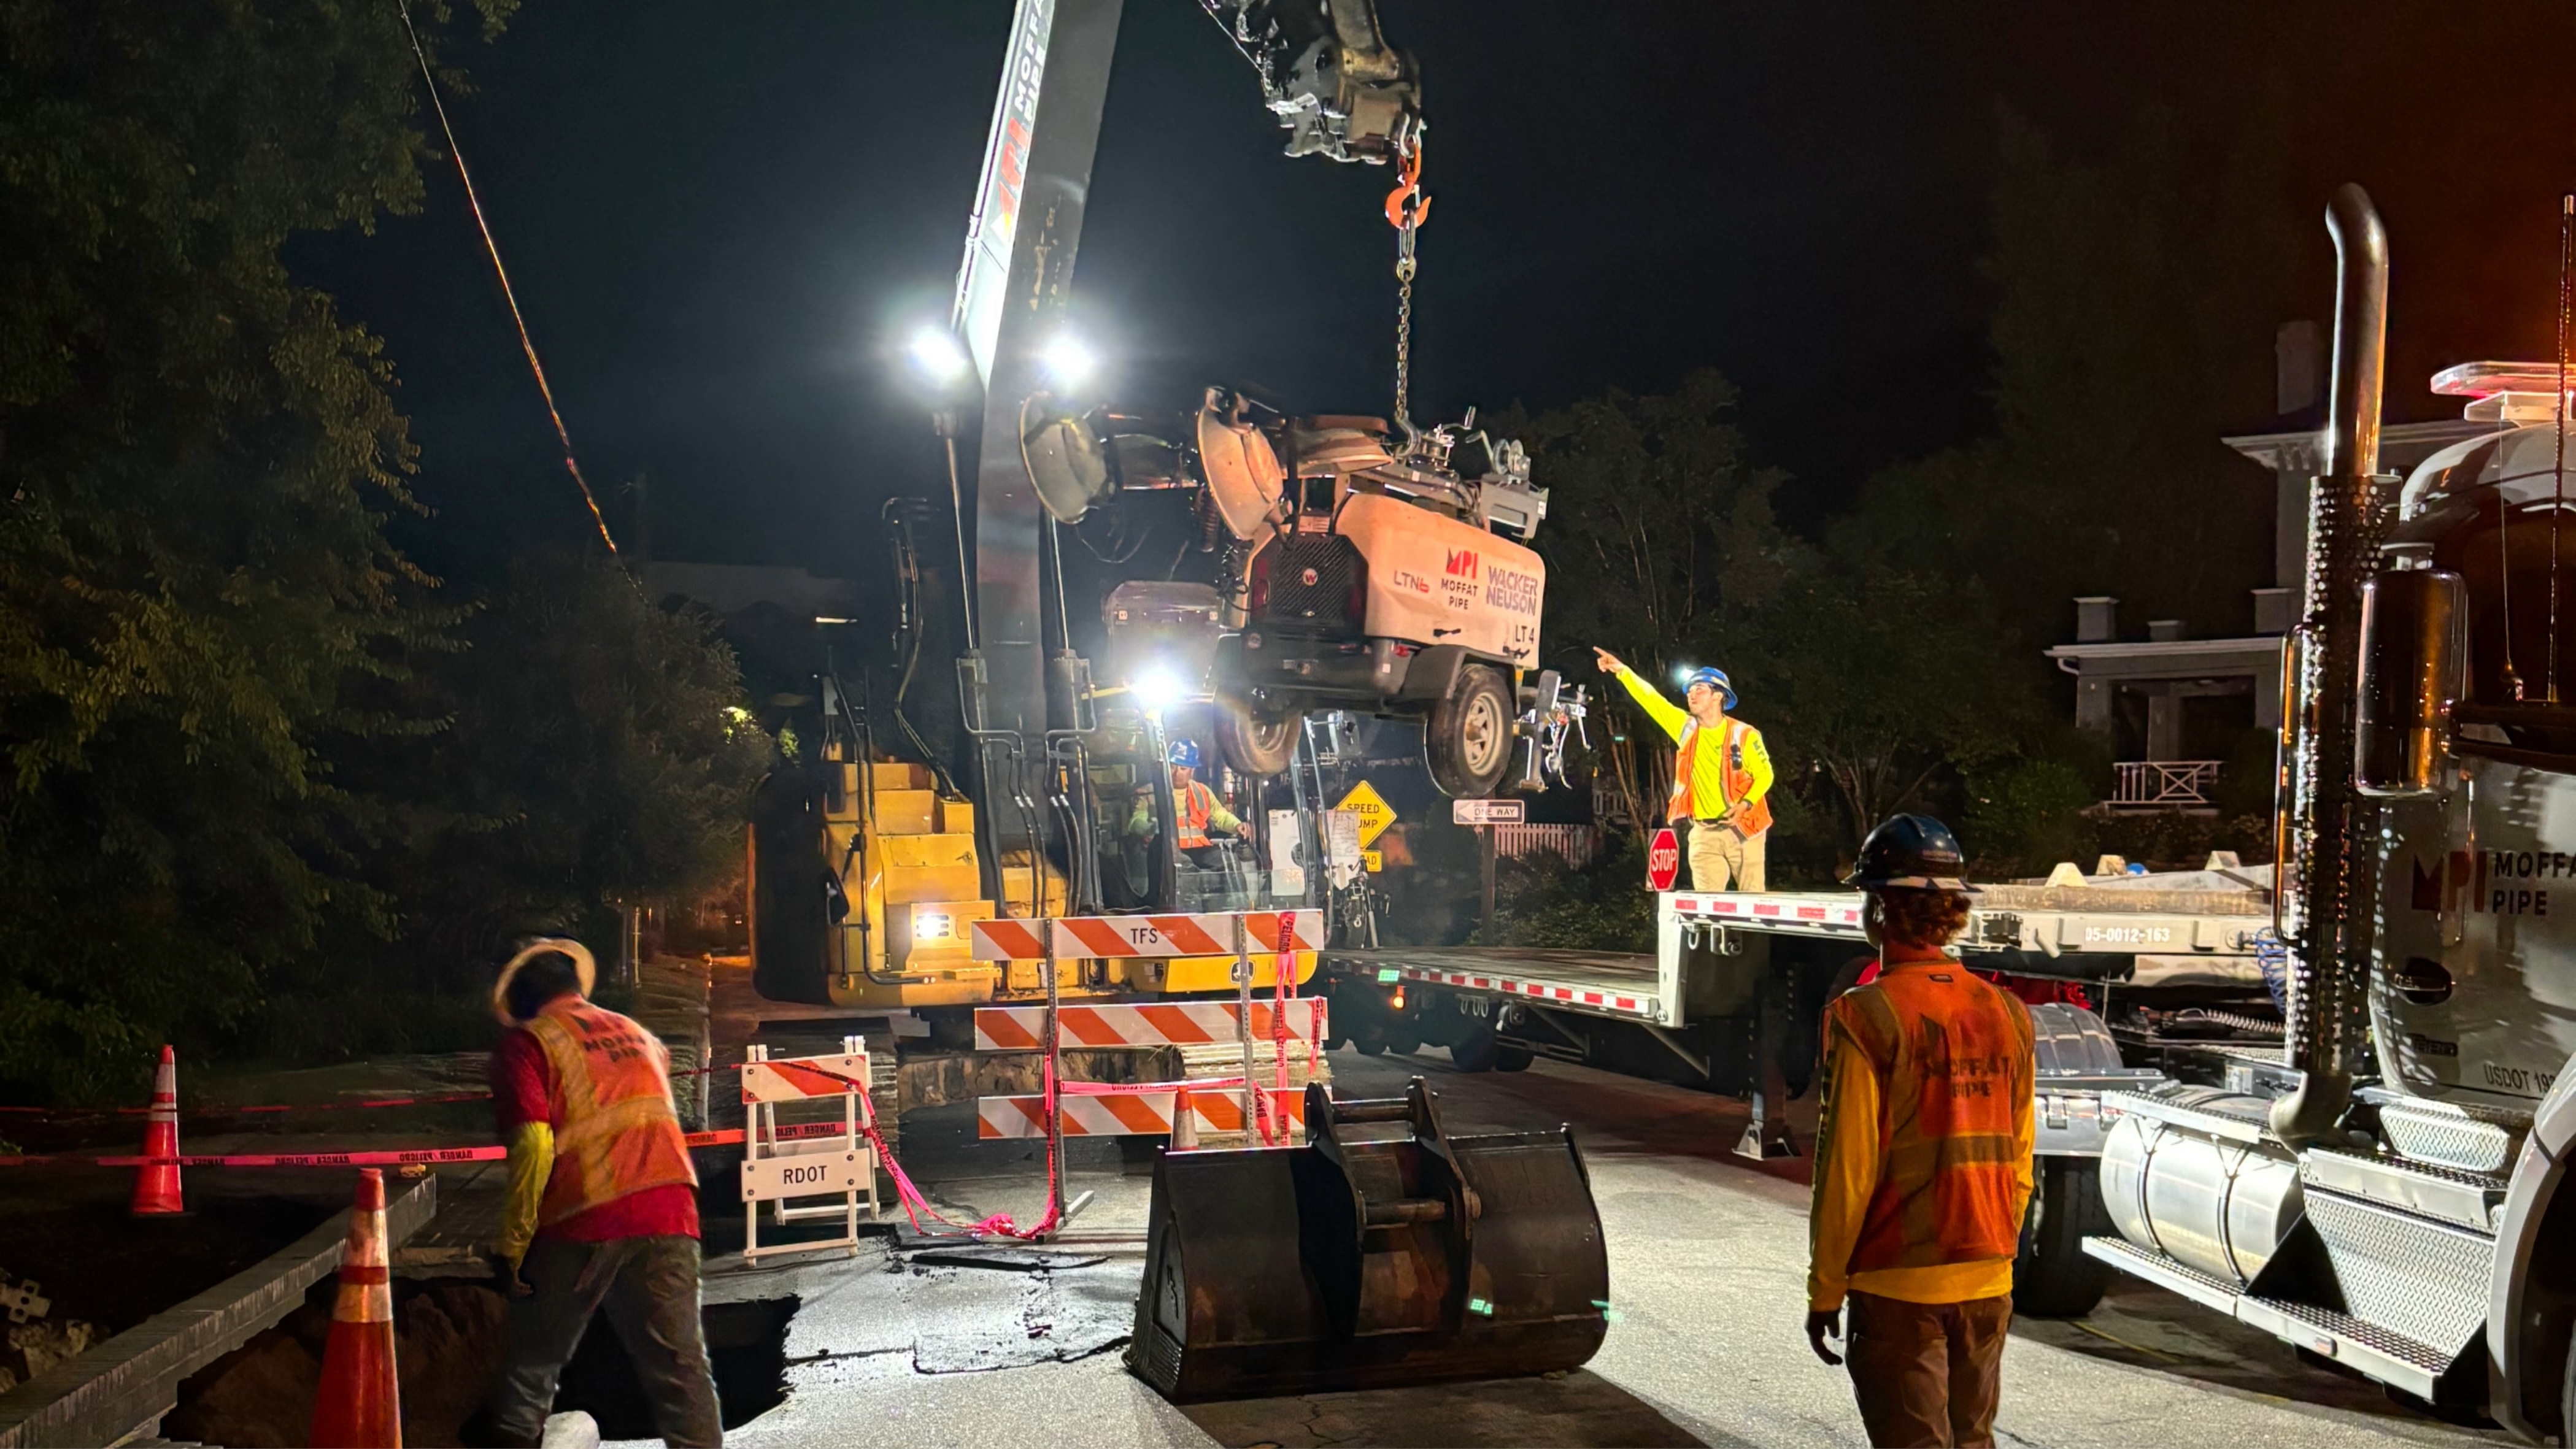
left=1133, top=665, right=1185, bottom=715
left=1041, top=332, right=1098, bottom=389
left=909, top=326, right=968, bottom=384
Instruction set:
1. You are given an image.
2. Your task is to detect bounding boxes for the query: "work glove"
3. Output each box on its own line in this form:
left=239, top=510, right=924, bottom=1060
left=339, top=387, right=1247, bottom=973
left=1804, top=1306, right=1844, bottom=1367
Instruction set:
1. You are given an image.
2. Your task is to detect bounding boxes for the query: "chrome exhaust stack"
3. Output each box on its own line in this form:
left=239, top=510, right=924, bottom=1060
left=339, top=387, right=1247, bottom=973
left=2270, top=184, right=2392, bottom=1145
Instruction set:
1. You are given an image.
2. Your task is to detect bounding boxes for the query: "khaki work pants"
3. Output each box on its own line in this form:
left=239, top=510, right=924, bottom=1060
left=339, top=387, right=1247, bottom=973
left=1687, top=821, right=1765, bottom=891
left=1845, top=1290, right=2012, bottom=1448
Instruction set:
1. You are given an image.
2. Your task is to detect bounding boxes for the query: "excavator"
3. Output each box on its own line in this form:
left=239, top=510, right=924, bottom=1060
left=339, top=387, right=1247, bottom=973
left=748, top=0, right=1608, bottom=1397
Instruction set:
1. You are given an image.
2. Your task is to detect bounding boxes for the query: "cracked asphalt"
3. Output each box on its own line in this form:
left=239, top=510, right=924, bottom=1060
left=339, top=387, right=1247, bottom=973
left=664, top=1048, right=2509, bottom=1448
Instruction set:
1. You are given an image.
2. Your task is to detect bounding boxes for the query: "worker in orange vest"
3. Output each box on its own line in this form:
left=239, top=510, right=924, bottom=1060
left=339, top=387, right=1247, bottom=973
left=1129, top=739, right=1244, bottom=868
left=1805, top=815, right=2035, bottom=1448
left=485, top=939, right=720, bottom=1448
left=1594, top=649, right=1773, bottom=890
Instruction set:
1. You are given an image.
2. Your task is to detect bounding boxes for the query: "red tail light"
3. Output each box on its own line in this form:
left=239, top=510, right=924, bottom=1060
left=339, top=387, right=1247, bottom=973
left=1248, top=548, right=1272, bottom=614
left=1344, top=567, right=1367, bottom=625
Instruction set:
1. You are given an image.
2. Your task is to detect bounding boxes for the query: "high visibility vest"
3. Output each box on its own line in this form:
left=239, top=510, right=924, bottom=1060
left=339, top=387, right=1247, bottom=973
left=523, top=999, right=698, bottom=1228
left=1667, top=717, right=1772, bottom=834
left=1176, top=780, right=1219, bottom=850
left=1827, top=962, right=2034, bottom=1274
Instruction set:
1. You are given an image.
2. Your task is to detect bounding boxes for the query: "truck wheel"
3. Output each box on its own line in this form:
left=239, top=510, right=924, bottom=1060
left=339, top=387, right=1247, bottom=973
left=1450, top=1030, right=1501, bottom=1072
left=1215, top=693, right=1300, bottom=776
left=2013, top=1156, right=2114, bottom=1318
left=1425, top=665, right=1514, bottom=798
left=1385, top=1032, right=1424, bottom=1056
left=1494, top=1045, right=1535, bottom=1072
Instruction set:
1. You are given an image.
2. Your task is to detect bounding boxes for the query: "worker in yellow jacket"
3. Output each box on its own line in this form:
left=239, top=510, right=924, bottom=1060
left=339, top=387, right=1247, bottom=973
left=1806, top=815, right=2035, bottom=1448
left=1594, top=649, right=1773, bottom=890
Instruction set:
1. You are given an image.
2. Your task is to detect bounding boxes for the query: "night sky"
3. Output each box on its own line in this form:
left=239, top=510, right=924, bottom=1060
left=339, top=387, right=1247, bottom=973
left=295, top=2, right=2576, bottom=576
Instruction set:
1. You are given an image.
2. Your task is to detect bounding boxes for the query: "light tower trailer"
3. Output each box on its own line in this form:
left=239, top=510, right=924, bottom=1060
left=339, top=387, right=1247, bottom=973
left=2072, top=186, right=2576, bottom=1439
left=1324, top=872, right=2293, bottom=1317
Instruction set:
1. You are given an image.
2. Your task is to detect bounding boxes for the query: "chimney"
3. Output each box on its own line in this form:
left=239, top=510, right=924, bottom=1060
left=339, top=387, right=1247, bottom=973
left=2074, top=596, right=2118, bottom=644
left=2277, top=320, right=2324, bottom=416
left=2147, top=619, right=2184, bottom=642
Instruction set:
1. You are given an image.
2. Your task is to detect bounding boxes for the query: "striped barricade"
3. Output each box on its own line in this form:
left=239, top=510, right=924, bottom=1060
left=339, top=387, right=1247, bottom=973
left=978, top=1085, right=1307, bottom=1140
left=740, top=1043, right=877, bottom=1259
left=974, top=999, right=1328, bottom=1051
left=968, top=910, right=1324, bottom=960
left=741, top=1051, right=870, bottom=1104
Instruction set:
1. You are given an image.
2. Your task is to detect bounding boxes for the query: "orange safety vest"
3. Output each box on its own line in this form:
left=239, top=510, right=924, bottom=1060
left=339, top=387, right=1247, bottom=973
left=523, top=999, right=698, bottom=1228
left=1176, top=780, right=1219, bottom=850
left=1667, top=717, right=1772, bottom=834
left=1827, top=961, right=2034, bottom=1274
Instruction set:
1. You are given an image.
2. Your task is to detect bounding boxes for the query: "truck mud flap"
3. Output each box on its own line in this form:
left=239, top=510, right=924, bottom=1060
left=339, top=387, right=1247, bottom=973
left=1126, top=1077, right=1608, bottom=1401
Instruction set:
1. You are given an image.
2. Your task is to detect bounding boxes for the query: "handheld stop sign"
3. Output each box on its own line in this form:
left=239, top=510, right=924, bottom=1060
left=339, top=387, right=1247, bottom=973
left=1647, top=826, right=1681, bottom=893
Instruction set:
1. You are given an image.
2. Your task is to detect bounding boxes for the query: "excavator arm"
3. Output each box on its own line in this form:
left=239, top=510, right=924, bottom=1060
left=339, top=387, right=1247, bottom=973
left=950, top=0, right=1421, bottom=888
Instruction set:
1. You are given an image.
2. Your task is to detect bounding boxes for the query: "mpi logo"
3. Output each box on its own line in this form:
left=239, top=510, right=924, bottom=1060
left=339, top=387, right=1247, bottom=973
left=1445, top=548, right=1480, bottom=579
left=2412, top=848, right=2572, bottom=918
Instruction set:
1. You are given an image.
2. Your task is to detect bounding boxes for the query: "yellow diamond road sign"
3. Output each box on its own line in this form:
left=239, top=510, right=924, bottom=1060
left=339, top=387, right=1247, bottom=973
left=1335, top=780, right=1395, bottom=848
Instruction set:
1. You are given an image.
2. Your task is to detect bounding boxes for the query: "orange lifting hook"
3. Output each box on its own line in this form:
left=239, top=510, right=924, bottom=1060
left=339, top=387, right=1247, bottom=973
left=1384, top=136, right=1430, bottom=231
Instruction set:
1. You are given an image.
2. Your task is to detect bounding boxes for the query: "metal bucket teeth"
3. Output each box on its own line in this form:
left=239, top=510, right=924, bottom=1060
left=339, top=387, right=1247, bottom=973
left=1127, top=1077, right=1608, bottom=1400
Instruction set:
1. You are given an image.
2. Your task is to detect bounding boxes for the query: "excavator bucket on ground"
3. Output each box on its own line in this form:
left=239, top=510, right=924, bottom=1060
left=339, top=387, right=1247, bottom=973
left=1126, top=1077, right=1608, bottom=1400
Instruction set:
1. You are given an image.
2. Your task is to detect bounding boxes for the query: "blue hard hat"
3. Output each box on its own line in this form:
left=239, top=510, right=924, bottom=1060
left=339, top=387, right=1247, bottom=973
left=1685, top=666, right=1737, bottom=709
left=1168, top=739, right=1203, bottom=771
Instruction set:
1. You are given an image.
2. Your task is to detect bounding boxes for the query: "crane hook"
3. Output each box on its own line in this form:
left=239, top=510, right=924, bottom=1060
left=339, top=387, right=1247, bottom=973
left=1383, top=134, right=1430, bottom=232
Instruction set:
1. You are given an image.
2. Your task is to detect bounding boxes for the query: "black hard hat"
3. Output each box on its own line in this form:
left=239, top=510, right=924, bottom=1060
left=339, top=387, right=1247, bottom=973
left=1843, top=813, right=1976, bottom=892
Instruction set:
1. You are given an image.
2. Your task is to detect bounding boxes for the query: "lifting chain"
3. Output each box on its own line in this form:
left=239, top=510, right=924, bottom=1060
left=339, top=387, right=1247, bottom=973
left=1384, top=132, right=1430, bottom=438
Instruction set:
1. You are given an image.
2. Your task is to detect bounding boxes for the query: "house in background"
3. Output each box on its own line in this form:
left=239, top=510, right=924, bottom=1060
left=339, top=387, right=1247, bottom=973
left=2045, top=323, right=2491, bottom=812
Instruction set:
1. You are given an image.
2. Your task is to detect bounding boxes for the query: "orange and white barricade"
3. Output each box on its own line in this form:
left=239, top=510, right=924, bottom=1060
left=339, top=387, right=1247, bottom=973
left=971, top=999, right=1328, bottom=1051
left=976, top=1083, right=1308, bottom=1140
left=968, top=910, right=1327, bottom=1150
left=739, top=1039, right=877, bottom=1261
left=968, top=910, right=1322, bottom=963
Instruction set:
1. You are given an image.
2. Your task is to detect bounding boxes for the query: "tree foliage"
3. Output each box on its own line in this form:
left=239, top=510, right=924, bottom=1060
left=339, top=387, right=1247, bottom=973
left=358, top=558, right=773, bottom=983
left=0, top=1, right=762, bottom=1099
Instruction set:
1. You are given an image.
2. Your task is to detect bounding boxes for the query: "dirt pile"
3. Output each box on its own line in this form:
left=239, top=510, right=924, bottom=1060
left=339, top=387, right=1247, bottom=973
left=164, top=1277, right=507, bottom=1447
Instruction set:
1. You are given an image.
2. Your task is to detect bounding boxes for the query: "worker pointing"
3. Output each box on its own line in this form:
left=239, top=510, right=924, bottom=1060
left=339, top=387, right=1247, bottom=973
left=1805, top=815, right=2035, bottom=1449
left=1594, top=648, right=1773, bottom=891
left=485, top=939, right=722, bottom=1448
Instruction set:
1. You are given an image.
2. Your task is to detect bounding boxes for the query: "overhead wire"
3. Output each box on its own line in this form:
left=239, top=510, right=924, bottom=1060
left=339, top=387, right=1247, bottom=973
left=395, top=1, right=622, bottom=563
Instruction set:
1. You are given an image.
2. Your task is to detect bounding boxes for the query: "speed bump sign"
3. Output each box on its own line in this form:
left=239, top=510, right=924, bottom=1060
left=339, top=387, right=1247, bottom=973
left=1334, top=780, right=1395, bottom=848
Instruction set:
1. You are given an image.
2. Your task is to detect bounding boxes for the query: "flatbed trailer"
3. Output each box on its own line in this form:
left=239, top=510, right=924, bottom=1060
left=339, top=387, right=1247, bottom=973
left=1319, top=877, right=2286, bottom=1315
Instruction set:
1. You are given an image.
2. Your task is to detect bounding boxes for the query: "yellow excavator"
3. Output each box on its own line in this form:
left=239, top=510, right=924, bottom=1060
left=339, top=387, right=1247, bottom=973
left=746, top=0, right=1609, bottom=1399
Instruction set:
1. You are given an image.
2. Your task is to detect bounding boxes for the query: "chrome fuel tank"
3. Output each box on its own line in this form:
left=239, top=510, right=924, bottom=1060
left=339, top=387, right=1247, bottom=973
left=2100, top=1097, right=2304, bottom=1286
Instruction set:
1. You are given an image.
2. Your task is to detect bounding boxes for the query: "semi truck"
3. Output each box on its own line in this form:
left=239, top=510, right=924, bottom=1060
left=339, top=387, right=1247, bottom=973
left=2056, top=186, right=2576, bottom=1437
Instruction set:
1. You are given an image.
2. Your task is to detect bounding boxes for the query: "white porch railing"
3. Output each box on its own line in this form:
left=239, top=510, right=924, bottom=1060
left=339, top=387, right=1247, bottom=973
left=1494, top=823, right=1600, bottom=869
left=2110, top=760, right=2221, bottom=811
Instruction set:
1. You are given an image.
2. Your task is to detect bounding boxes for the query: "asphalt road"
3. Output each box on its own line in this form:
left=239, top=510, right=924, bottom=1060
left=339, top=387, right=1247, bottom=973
left=688, top=1045, right=2509, bottom=1449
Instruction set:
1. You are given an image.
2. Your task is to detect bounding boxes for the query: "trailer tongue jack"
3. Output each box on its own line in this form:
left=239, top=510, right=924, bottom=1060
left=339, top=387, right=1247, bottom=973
left=1126, top=1077, right=1609, bottom=1400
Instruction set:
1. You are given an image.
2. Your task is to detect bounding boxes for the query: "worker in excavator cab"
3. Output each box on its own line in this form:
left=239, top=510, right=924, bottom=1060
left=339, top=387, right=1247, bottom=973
left=1129, top=738, right=1245, bottom=868
left=1593, top=648, right=1773, bottom=890
left=1804, top=815, right=2035, bottom=1449
left=485, top=939, right=720, bottom=1448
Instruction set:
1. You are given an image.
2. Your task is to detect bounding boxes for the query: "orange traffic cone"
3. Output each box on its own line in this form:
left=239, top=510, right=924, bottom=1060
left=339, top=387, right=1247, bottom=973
left=309, top=1169, right=401, bottom=1448
left=131, top=1044, right=183, bottom=1216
